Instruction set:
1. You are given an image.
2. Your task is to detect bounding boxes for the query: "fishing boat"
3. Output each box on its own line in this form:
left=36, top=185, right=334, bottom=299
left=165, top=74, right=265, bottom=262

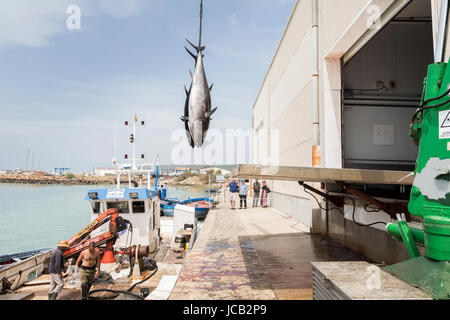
left=162, top=197, right=213, bottom=219
left=0, top=249, right=52, bottom=293
left=85, top=186, right=161, bottom=251
left=160, top=198, right=181, bottom=216
left=181, top=197, right=214, bottom=219
left=0, top=248, right=50, bottom=269
left=0, top=114, right=210, bottom=300
left=0, top=115, right=164, bottom=299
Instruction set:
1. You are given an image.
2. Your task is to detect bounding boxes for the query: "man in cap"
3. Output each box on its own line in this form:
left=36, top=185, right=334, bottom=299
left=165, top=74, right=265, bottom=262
left=48, top=240, right=69, bottom=300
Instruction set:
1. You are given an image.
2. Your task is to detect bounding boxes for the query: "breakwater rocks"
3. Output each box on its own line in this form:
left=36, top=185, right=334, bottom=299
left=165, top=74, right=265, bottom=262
left=0, top=174, right=116, bottom=185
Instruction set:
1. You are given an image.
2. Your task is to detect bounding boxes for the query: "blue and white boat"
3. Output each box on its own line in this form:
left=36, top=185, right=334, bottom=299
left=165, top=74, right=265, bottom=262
left=160, top=198, right=181, bottom=216
left=162, top=197, right=214, bottom=219
left=85, top=186, right=161, bottom=250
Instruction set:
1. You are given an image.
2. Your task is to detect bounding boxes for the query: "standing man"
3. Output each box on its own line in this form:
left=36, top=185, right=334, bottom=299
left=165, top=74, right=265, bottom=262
left=229, top=178, right=239, bottom=210
left=252, top=179, right=261, bottom=207
left=48, top=240, right=69, bottom=300
left=74, top=242, right=101, bottom=300
left=239, top=181, right=249, bottom=209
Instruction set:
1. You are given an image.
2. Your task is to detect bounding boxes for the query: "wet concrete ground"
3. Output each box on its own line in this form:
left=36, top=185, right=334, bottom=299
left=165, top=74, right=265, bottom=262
left=170, top=205, right=367, bottom=300
left=241, top=233, right=368, bottom=299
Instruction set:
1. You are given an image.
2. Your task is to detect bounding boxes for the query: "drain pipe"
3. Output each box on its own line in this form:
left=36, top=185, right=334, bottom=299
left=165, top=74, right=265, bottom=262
left=312, top=0, right=320, bottom=168
left=312, top=0, right=326, bottom=236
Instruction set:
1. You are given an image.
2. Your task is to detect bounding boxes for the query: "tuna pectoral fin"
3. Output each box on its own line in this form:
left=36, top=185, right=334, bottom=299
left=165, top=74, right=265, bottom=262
left=181, top=116, right=189, bottom=122
left=185, top=47, right=197, bottom=60
left=204, top=108, right=217, bottom=119
left=205, top=108, right=217, bottom=119
left=205, top=107, right=218, bottom=119
left=209, top=83, right=213, bottom=92
left=186, top=39, right=205, bottom=52
left=184, top=85, right=189, bottom=96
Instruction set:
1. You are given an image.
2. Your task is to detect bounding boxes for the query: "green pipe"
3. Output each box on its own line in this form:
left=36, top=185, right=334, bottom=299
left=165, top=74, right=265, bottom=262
left=386, top=223, right=425, bottom=245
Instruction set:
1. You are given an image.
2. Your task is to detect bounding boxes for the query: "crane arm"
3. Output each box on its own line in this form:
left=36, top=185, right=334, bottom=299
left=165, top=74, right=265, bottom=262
left=63, top=208, right=130, bottom=259
left=67, top=209, right=118, bottom=247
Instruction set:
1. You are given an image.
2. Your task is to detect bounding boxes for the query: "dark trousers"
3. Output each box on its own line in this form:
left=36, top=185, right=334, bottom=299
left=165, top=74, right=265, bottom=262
left=239, top=195, right=247, bottom=208
left=253, top=191, right=260, bottom=207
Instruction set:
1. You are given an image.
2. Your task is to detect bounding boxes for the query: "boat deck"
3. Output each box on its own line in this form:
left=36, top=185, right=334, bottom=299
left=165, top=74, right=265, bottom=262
left=169, top=204, right=368, bottom=300
left=14, top=217, right=183, bottom=300
left=8, top=203, right=428, bottom=300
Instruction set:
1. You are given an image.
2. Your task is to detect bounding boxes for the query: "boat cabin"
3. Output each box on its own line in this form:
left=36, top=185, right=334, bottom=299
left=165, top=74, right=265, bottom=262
left=85, top=188, right=160, bottom=253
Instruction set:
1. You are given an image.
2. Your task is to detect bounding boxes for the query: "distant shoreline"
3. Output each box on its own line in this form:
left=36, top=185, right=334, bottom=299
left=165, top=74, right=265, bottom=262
left=0, top=174, right=223, bottom=188
left=0, top=174, right=116, bottom=185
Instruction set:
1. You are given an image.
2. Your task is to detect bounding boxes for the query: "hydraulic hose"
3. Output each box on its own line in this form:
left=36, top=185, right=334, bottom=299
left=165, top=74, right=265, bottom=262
left=87, top=264, right=158, bottom=300
left=411, top=87, right=450, bottom=123
left=88, top=288, right=146, bottom=300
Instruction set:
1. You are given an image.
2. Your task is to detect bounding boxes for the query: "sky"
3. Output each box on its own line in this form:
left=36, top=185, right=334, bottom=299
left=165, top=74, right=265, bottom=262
left=0, top=0, right=295, bottom=172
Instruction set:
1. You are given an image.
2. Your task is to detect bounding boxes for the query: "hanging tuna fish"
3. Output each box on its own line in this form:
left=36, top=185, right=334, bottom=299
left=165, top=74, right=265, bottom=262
left=181, top=0, right=217, bottom=148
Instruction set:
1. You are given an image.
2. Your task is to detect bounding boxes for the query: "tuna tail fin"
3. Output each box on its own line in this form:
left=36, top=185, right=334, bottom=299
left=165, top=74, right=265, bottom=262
left=186, top=39, right=205, bottom=53
left=185, top=46, right=197, bottom=60
left=198, top=0, right=204, bottom=51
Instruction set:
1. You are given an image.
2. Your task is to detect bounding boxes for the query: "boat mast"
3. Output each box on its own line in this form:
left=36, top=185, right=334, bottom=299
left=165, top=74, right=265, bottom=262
left=132, top=115, right=137, bottom=171
left=112, top=121, right=117, bottom=169
left=154, top=154, right=159, bottom=191
left=124, top=113, right=144, bottom=171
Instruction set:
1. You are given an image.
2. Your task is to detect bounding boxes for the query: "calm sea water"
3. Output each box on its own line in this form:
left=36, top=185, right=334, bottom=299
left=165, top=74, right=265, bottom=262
left=0, top=183, right=208, bottom=255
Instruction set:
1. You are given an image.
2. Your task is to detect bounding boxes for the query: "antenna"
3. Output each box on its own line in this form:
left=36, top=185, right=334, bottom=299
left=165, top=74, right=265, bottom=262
left=25, top=149, right=30, bottom=171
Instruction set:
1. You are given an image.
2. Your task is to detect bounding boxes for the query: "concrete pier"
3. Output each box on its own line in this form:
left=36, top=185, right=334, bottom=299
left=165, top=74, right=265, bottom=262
left=170, top=204, right=368, bottom=300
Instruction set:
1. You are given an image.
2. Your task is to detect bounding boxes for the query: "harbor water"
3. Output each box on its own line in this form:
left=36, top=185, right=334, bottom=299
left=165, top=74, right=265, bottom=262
left=0, top=183, right=208, bottom=255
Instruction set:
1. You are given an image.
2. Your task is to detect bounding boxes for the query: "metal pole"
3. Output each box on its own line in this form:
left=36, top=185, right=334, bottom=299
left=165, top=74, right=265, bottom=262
left=132, top=121, right=137, bottom=171
left=113, top=121, right=117, bottom=169
left=155, top=163, right=159, bottom=191
left=312, top=0, right=320, bottom=168
left=435, top=0, right=449, bottom=63
left=128, top=172, right=131, bottom=189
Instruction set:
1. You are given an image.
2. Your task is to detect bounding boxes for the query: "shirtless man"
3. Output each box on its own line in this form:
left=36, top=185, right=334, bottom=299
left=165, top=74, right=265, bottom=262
left=74, top=242, right=101, bottom=300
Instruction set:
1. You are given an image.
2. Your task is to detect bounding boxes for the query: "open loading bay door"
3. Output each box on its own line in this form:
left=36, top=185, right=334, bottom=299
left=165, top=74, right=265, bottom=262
left=342, top=0, right=433, bottom=171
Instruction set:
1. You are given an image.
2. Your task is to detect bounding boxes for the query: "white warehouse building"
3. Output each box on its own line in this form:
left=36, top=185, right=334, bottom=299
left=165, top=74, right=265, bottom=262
left=252, top=0, right=443, bottom=263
